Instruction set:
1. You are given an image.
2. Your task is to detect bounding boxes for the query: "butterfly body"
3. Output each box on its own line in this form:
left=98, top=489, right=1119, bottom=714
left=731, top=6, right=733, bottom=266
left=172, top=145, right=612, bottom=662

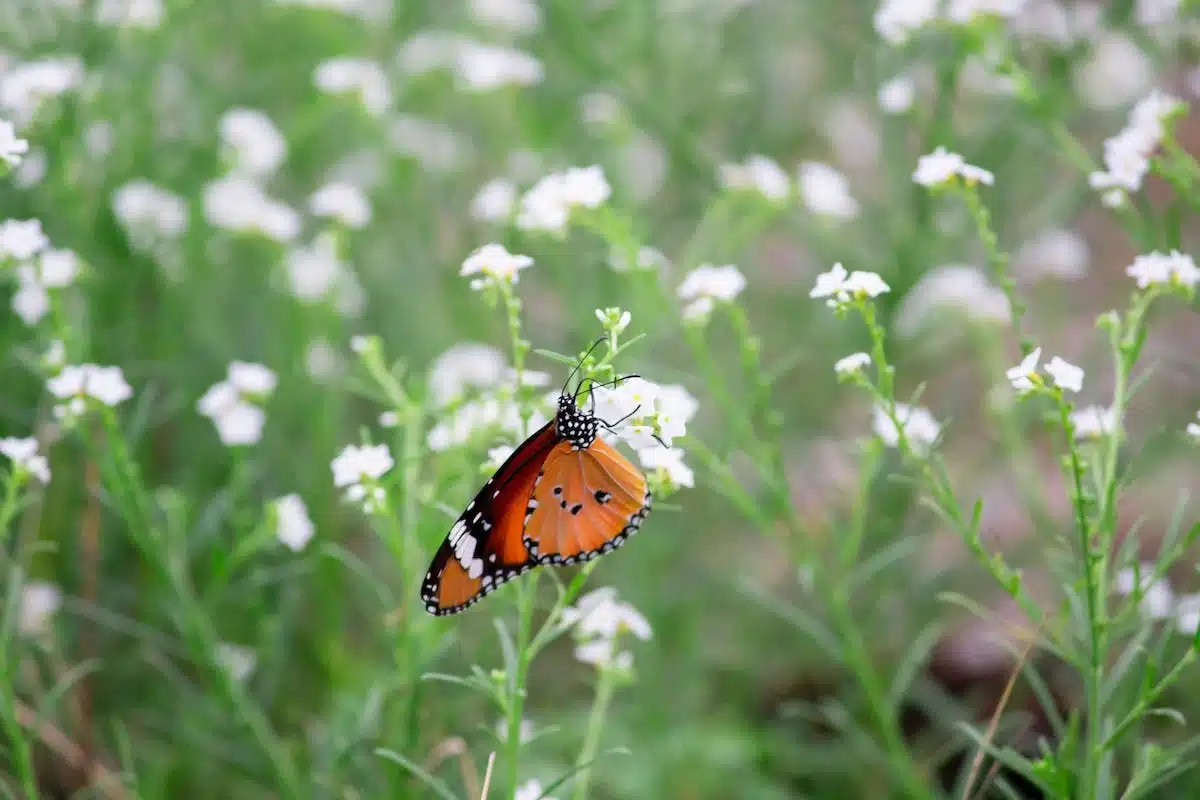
left=421, top=392, right=652, bottom=616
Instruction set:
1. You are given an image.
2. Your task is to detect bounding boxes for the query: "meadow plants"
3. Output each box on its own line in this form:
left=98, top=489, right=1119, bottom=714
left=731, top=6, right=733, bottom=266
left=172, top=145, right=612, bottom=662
left=1, top=0, right=1200, bottom=798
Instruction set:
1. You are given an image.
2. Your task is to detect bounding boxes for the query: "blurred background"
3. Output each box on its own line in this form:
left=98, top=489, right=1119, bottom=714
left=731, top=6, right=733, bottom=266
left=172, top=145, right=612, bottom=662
left=1, top=0, right=1200, bottom=797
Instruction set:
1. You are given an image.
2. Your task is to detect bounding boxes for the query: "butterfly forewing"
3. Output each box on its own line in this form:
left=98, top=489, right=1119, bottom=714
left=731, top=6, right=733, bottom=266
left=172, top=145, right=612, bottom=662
left=523, top=436, right=652, bottom=565
left=421, top=422, right=557, bottom=615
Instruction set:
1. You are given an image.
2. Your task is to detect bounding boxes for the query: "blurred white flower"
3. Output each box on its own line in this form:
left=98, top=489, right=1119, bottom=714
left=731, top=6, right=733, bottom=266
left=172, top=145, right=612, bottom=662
left=216, top=643, right=257, bottom=682
left=460, top=243, right=533, bottom=290
left=96, top=0, right=165, bottom=27
left=1175, top=592, right=1200, bottom=636
left=637, top=446, right=694, bottom=488
left=198, top=362, right=277, bottom=447
left=1014, top=228, right=1089, bottom=281
left=285, top=232, right=346, bottom=302
left=913, top=146, right=994, bottom=187
left=484, top=444, right=515, bottom=472
left=19, top=582, right=60, bottom=636
left=203, top=175, right=301, bottom=243
left=894, top=265, right=1010, bottom=336
left=379, top=410, right=400, bottom=428
left=562, top=587, right=651, bottom=671
left=1006, top=348, right=1041, bottom=394
left=274, top=494, right=315, bottom=552
left=396, top=30, right=465, bottom=76
left=947, top=0, right=1028, bottom=23
left=0, top=57, right=83, bottom=126
left=0, top=119, right=29, bottom=165
left=872, top=403, right=941, bottom=452
left=218, top=108, right=286, bottom=178
left=1075, top=34, right=1153, bottom=113
left=389, top=115, right=470, bottom=172
left=834, top=352, right=871, bottom=376
left=514, top=779, right=555, bottom=800
left=309, top=181, right=372, bottom=229
left=580, top=91, right=622, bottom=129
left=719, top=155, right=790, bottom=202
left=1070, top=404, right=1118, bottom=440
left=874, top=0, right=939, bottom=44
left=1125, top=250, right=1199, bottom=290
left=1088, top=90, right=1183, bottom=204
left=1044, top=356, right=1083, bottom=393
left=0, top=218, right=48, bottom=260
left=797, top=161, right=858, bottom=219
left=331, top=443, right=394, bottom=511
left=677, top=264, right=745, bottom=321
left=877, top=75, right=915, bottom=113
left=470, top=178, right=517, bottom=222
left=516, top=166, right=609, bottom=234
left=1134, top=0, right=1181, bottom=26
left=1115, top=564, right=1174, bottom=620
left=470, top=0, right=541, bottom=32
left=12, top=148, right=45, bottom=188
left=314, top=58, right=391, bottom=117
left=113, top=180, right=189, bottom=245
left=428, top=343, right=508, bottom=407
left=47, top=364, right=133, bottom=420
left=455, top=43, right=543, bottom=91
left=427, top=397, right=547, bottom=452
left=608, top=245, right=670, bottom=274
left=305, top=338, right=344, bottom=381
left=0, top=437, right=50, bottom=484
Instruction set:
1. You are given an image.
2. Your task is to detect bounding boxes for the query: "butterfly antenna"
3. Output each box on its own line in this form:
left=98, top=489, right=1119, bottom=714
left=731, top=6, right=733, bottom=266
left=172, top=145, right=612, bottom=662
left=580, top=373, right=640, bottom=411
left=599, top=403, right=641, bottom=430
left=562, top=336, right=606, bottom=401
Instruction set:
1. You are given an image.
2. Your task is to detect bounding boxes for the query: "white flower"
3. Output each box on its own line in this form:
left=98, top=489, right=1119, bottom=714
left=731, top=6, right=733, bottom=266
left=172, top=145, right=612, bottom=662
left=454, top=43, right=543, bottom=91
left=285, top=233, right=346, bottom=302
left=895, top=265, right=1010, bottom=336
left=0, top=218, right=48, bottom=260
left=0, top=437, right=50, bottom=484
left=559, top=165, right=611, bottom=208
left=1088, top=89, right=1184, bottom=199
left=313, top=58, right=391, bottom=116
left=514, top=779, right=555, bottom=800
left=202, top=175, right=301, bottom=243
left=218, top=108, right=286, bottom=177
left=562, top=588, right=651, bottom=669
left=308, top=181, right=372, bottom=229
left=874, top=0, right=939, bottom=44
left=112, top=180, right=189, bottom=243
left=470, top=178, right=517, bottom=222
left=460, top=243, right=533, bottom=290
left=1175, top=592, right=1200, bottom=636
left=595, top=306, right=632, bottom=336
left=495, top=716, right=536, bottom=745
left=810, top=263, right=890, bottom=309
left=878, top=75, right=915, bottom=114
left=873, top=403, right=941, bottom=452
left=1187, top=420, right=1200, bottom=440
left=331, top=443, right=394, bottom=510
left=0, top=119, right=29, bottom=166
left=47, top=364, right=133, bottom=419
left=1044, top=356, right=1083, bottom=393
left=197, top=363, right=276, bottom=446
left=19, top=582, right=60, bottom=635
left=11, top=277, right=48, bottom=325
left=637, top=446, right=694, bottom=488
left=608, top=246, right=669, bottom=273
left=719, top=155, right=790, bottom=202
left=834, top=352, right=871, bottom=376
left=677, top=264, right=746, bottom=305
left=913, top=146, right=993, bottom=187
left=0, top=57, right=83, bottom=126
left=1115, top=564, right=1174, bottom=620
left=797, top=162, right=859, bottom=219
left=1071, top=405, right=1118, bottom=440
left=484, top=444, right=514, bottom=472
left=1006, top=348, right=1042, bottom=394
left=810, top=262, right=848, bottom=301
left=274, top=494, right=315, bottom=552
left=591, top=377, right=696, bottom=451
left=426, top=397, right=543, bottom=452
left=1125, top=251, right=1200, bottom=290
left=427, top=343, right=508, bottom=407
left=216, top=643, right=257, bottom=681
left=37, top=249, right=78, bottom=288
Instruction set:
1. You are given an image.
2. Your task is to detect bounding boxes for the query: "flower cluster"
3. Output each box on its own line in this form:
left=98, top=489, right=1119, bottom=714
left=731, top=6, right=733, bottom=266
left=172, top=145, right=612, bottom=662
left=677, top=263, right=746, bottom=322
left=197, top=362, right=278, bottom=447
left=202, top=109, right=300, bottom=243
left=459, top=243, right=534, bottom=291
left=47, top=364, right=134, bottom=422
left=809, top=262, right=890, bottom=310
left=1089, top=90, right=1184, bottom=207
left=1005, top=348, right=1084, bottom=395
left=0, top=119, right=29, bottom=166
left=592, top=377, right=698, bottom=490
left=331, top=443, right=394, bottom=513
left=561, top=587, right=652, bottom=671
left=1125, top=250, right=1200, bottom=291
left=515, top=165, right=610, bottom=235
left=718, top=154, right=790, bottom=202
left=913, top=146, right=995, bottom=188
left=0, top=437, right=50, bottom=485
left=273, top=494, right=315, bottom=552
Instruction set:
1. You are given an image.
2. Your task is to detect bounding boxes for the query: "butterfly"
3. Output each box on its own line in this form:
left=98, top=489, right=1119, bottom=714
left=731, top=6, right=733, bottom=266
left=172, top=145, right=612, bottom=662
left=420, top=345, right=652, bottom=616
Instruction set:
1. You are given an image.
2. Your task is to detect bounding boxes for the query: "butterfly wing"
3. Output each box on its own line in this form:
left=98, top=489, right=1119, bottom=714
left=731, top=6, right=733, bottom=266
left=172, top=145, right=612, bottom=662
left=421, top=422, right=558, bottom=615
left=523, top=436, right=651, bottom=565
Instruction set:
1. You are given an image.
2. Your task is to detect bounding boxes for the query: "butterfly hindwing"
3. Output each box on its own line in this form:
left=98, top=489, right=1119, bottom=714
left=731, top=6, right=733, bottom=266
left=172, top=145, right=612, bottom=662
left=523, top=436, right=652, bottom=565
left=421, top=422, right=558, bottom=615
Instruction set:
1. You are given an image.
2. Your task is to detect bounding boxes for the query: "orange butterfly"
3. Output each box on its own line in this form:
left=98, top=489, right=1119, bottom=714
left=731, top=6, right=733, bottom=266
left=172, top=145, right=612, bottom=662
left=420, top=351, right=651, bottom=616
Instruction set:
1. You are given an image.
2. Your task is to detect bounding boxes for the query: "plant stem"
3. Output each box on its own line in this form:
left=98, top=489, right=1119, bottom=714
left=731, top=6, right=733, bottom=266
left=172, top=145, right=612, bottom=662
left=573, top=670, right=616, bottom=800
left=503, top=578, right=537, bottom=795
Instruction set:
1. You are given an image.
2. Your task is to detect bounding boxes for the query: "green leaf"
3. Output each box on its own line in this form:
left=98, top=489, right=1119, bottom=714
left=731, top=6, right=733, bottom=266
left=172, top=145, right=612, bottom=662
left=374, top=749, right=461, bottom=800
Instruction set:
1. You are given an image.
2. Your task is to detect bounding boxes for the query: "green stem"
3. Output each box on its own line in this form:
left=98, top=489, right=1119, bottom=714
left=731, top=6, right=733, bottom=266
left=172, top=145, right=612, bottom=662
left=572, top=670, right=616, bottom=800
left=0, top=472, right=39, bottom=798
left=503, top=578, right=538, bottom=795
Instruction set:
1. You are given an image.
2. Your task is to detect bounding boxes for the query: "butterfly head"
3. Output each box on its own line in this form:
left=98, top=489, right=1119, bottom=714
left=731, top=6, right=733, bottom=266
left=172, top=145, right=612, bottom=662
left=555, top=393, right=599, bottom=450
